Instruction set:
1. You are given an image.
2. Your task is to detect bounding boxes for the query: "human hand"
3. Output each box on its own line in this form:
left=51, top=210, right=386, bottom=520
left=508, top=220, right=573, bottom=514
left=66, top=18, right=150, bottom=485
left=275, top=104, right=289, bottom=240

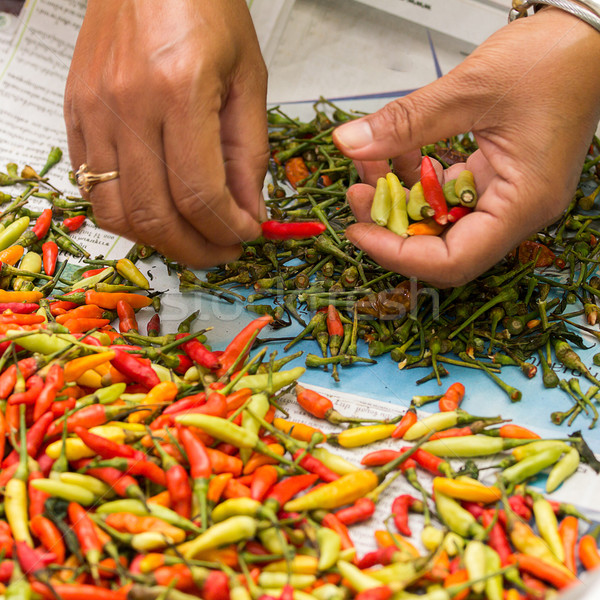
left=65, top=0, right=268, bottom=267
left=333, top=8, right=600, bottom=288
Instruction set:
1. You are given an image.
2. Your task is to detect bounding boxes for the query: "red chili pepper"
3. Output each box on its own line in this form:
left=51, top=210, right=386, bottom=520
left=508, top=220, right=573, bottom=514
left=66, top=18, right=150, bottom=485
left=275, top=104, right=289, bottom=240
left=250, top=464, right=279, bottom=501
left=335, top=497, right=375, bottom=526
left=202, top=570, right=230, bottom=600
left=84, top=467, right=145, bottom=501
left=322, top=512, right=354, bottom=550
left=391, top=494, right=418, bottom=536
left=361, top=449, right=402, bottom=467
left=116, top=300, right=139, bottom=334
left=216, top=315, right=273, bottom=377
left=517, top=240, right=556, bottom=268
left=176, top=333, right=221, bottom=370
left=0, top=560, right=14, bottom=583
left=509, top=494, right=533, bottom=521
left=73, top=426, right=142, bottom=460
left=400, top=446, right=453, bottom=477
left=0, top=302, right=39, bottom=314
left=161, top=392, right=206, bottom=416
left=357, top=546, right=399, bottom=569
left=354, top=587, right=393, bottom=600
left=51, top=397, right=76, bottom=417
left=261, top=220, right=326, bottom=241
left=32, top=208, right=53, bottom=240
left=63, top=214, right=86, bottom=231
left=28, top=461, right=50, bottom=520
left=7, top=374, right=44, bottom=405
left=41, top=239, right=58, bottom=276
left=295, top=384, right=334, bottom=420
left=31, top=582, right=126, bottom=600
left=481, top=509, right=512, bottom=566
left=47, top=404, right=130, bottom=437
left=15, top=541, right=56, bottom=575
left=0, top=356, right=41, bottom=398
left=462, top=501, right=486, bottom=520
left=177, top=424, right=211, bottom=480
left=147, top=313, right=161, bottom=337
left=420, top=156, right=448, bottom=225
left=152, top=438, right=192, bottom=518
left=284, top=156, right=310, bottom=188
left=0, top=410, right=5, bottom=467
left=2, top=411, right=53, bottom=468
left=392, top=406, right=417, bottom=439
left=68, top=502, right=102, bottom=576
left=265, top=473, right=319, bottom=510
left=82, top=267, right=107, bottom=278
left=447, top=206, right=472, bottom=223
left=33, top=363, right=64, bottom=421
left=110, top=348, right=160, bottom=389
left=438, top=382, right=465, bottom=412
left=428, top=426, right=474, bottom=441
left=292, top=449, right=339, bottom=483
left=498, top=424, right=541, bottom=439
left=92, top=457, right=167, bottom=487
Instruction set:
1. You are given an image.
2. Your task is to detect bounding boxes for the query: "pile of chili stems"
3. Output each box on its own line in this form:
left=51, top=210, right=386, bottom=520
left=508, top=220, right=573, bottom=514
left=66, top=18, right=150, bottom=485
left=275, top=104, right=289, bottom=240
left=0, top=120, right=599, bottom=600
left=193, top=100, right=600, bottom=428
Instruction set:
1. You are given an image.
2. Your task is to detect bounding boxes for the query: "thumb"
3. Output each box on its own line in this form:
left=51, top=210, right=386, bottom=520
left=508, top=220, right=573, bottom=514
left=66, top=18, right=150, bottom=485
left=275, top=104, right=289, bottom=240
left=332, top=71, right=483, bottom=161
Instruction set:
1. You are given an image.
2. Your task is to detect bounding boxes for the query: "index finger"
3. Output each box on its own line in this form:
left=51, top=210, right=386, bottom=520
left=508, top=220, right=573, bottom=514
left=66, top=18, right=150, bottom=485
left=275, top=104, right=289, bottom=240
left=163, top=91, right=262, bottom=247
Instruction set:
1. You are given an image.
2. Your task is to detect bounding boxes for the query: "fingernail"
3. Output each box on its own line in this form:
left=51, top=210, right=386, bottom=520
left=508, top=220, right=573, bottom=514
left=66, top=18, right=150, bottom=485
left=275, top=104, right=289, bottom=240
left=335, top=120, right=373, bottom=150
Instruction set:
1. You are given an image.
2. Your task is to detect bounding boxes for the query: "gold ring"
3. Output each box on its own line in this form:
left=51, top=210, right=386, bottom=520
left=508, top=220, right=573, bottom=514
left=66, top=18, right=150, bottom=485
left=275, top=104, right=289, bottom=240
left=76, top=163, right=119, bottom=193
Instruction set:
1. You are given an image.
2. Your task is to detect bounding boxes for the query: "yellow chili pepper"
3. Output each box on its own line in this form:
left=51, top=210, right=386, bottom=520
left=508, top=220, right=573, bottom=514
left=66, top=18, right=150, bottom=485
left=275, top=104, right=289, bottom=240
left=385, top=172, right=409, bottom=237
left=407, top=181, right=432, bottom=221
left=311, top=447, right=360, bottom=475
left=64, top=350, right=116, bottom=382
left=455, top=169, right=477, bottom=208
left=30, top=479, right=97, bottom=506
left=115, top=258, right=150, bottom=289
left=283, top=470, right=378, bottom=512
left=433, top=476, right=501, bottom=504
left=332, top=424, right=395, bottom=448
left=336, top=560, right=382, bottom=592
left=316, top=527, right=341, bottom=571
left=368, top=561, right=418, bottom=585
left=533, top=496, right=565, bottom=562
left=263, top=555, right=319, bottom=575
left=128, top=380, right=178, bottom=423
left=258, top=573, right=316, bottom=590
left=13, top=251, right=41, bottom=290
left=0, top=289, right=43, bottom=302
left=512, top=440, right=570, bottom=462
left=75, top=369, right=104, bottom=388
left=464, top=540, right=486, bottom=594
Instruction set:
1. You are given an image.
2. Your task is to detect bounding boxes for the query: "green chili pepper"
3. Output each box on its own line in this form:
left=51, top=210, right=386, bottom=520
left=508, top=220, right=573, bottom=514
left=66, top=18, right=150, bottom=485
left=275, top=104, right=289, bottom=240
left=421, top=435, right=533, bottom=457
left=546, top=447, right=580, bottom=493
left=483, top=546, right=503, bottom=600
left=231, top=367, right=306, bottom=393
left=407, top=181, right=434, bottom=221
left=501, top=445, right=566, bottom=486
left=455, top=169, right=477, bottom=207
left=443, top=179, right=460, bottom=206
left=179, top=515, right=257, bottom=559
left=435, top=490, right=486, bottom=539
left=0, top=216, right=29, bottom=251
left=316, top=527, right=341, bottom=571
left=336, top=560, right=382, bottom=592
left=240, top=393, right=270, bottom=464
left=30, top=478, right=96, bottom=505
left=532, top=495, right=565, bottom=562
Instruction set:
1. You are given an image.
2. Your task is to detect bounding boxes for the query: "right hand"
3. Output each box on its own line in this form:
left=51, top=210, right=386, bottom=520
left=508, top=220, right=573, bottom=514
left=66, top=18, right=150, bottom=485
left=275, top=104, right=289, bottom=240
left=64, top=0, right=269, bottom=267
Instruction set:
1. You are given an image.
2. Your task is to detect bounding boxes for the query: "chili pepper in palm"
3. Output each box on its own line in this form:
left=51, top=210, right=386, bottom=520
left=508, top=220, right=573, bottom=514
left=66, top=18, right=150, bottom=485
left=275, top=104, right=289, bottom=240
left=453, top=169, right=477, bottom=208
left=110, top=348, right=160, bottom=389
left=5, top=406, right=33, bottom=546
left=419, top=156, right=448, bottom=225
left=217, top=315, right=273, bottom=378
left=150, top=435, right=192, bottom=519
left=176, top=333, right=220, bottom=371
left=385, top=171, right=409, bottom=236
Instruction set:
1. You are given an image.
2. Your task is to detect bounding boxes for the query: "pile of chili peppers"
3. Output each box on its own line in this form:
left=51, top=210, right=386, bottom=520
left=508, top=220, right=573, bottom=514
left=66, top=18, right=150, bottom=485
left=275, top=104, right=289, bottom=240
left=182, top=99, right=600, bottom=428
left=0, top=116, right=600, bottom=599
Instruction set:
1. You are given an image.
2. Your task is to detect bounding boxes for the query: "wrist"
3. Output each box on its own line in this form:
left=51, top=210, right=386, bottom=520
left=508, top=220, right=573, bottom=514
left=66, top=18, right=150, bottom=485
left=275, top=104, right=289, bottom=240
left=510, top=0, right=600, bottom=33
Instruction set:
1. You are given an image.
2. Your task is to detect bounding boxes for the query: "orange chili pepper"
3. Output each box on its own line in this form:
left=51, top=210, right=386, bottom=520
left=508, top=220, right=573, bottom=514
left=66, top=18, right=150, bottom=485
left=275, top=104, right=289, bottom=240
left=55, top=304, right=105, bottom=324
left=243, top=444, right=284, bottom=475
left=443, top=568, right=469, bottom=600
left=148, top=490, right=171, bottom=508
left=514, top=553, right=576, bottom=590
left=206, top=447, right=243, bottom=476
left=438, top=382, right=465, bottom=412
left=392, top=406, right=417, bottom=439
left=225, top=388, right=253, bottom=412
left=498, top=424, right=541, bottom=439
left=30, top=514, right=65, bottom=564
left=321, top=513, right=354, bottom=551
left=273, top=418, right=324, bottom=443
left=207, top=473, right=233, bottom=504
left=63, top=351, right=115, bottom=382
left=85, top=290, right=152, bottom=310
left=0, top=244, right=24, bottom=266
left=579, top=535, right=600, bottom=571
left=223, top=478, right=252, bottom=499
left=373, top=530, right=420, bottom=557
left=284, top=156, right=310, bottom=188
left=559, top=516, right=578, bottom=573
left=63, top=317, right=111, bottom=333
left=406, top=218, right=445, bottom=236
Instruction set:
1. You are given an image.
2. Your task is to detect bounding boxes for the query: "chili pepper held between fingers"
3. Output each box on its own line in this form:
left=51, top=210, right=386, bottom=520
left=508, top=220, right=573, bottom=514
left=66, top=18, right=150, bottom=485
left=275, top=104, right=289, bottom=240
left=261, top=221, right=326, bottom=241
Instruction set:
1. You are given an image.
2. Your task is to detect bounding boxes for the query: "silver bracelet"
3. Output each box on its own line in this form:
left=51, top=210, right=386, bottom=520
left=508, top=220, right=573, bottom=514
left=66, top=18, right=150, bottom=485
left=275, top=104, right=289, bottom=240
left=509, top=0, right=600, bottom=33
